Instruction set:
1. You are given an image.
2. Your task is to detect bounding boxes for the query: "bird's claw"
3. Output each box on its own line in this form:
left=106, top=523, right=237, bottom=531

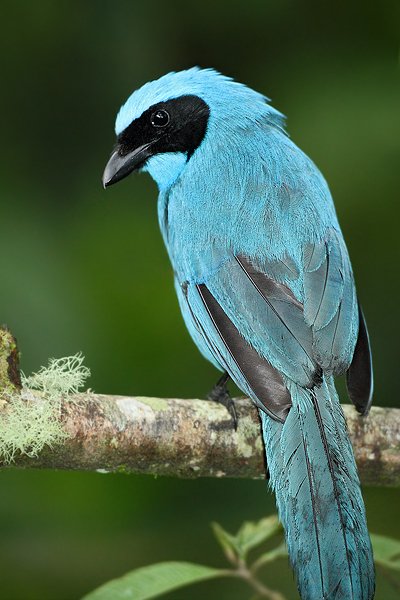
left=207, top=372, right=238, bottom=430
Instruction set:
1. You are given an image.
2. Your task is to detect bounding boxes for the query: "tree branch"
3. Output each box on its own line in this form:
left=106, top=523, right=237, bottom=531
left=2, top=392, right=399, bottom=487
left=0, top=326, right=398, bottom=485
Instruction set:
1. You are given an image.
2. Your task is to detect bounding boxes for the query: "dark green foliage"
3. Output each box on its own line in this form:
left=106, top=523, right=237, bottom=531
left=83, top=518, right=400, bottom=600
left=84, top=516, right=287, bottom=600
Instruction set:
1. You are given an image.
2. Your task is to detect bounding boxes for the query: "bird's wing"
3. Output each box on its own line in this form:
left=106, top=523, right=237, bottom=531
left=303, top=229, right=373, bottom=413
left=184, top=278, right=293, bottom=422
left=184, top=228, right=372, bottom=421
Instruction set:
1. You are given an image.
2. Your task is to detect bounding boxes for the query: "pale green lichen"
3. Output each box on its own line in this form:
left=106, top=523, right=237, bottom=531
left=236, top=414, right=263, bottom=460
left=22, top=354, right=90, bottom=398
left=136, top=397, right=168, bottom=411
left=0, top=353, right=90, bottom=463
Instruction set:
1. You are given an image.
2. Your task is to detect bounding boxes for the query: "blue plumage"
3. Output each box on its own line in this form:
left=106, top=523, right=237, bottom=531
left=103, top=67, right=375, bottom=599
left=262, top=378, right=373, bottom=599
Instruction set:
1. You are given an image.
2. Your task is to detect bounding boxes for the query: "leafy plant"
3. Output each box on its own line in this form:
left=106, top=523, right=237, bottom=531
left=83, top=517, right=400, bottom=600
left=83, top=516, right=288, bottom=600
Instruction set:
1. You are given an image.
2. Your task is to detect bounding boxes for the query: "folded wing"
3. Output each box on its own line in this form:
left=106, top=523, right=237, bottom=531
left=183, top=229, right=372, bottom=420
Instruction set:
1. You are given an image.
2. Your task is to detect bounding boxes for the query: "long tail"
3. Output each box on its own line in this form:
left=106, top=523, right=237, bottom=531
left=260, top=376, right=374, bottom=600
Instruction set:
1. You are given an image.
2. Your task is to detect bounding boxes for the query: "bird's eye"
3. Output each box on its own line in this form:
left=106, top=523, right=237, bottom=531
left=150, top=109, right=170, bottom=128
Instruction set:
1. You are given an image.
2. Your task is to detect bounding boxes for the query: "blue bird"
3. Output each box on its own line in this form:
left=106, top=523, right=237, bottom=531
left=103, top=68, right=374, bottom=600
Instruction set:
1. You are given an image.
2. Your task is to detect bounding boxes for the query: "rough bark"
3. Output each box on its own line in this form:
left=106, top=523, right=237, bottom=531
left=2, top=393, right=399, bottom=487
left=0, top=326, right=398, bottom=486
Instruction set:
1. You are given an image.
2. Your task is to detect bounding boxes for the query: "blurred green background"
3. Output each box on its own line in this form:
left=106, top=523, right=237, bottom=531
left=0, top=1, right=399, bottom=598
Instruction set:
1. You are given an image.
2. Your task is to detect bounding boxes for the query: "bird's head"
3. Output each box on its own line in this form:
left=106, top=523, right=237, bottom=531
left=102, top=67, right=284, bottom=191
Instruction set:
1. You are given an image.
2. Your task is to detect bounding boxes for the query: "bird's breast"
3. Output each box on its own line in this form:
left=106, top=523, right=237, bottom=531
left=157, top=186, right=234, bottom=284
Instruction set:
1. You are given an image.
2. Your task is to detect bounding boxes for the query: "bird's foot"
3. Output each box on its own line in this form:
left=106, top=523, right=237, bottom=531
left=206, top=372, right=238, bottom=431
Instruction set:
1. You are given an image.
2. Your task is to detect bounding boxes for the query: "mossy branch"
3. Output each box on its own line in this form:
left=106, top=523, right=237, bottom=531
left=0, top=327, right=399, bottom=486
left=0, top=392, right=396, bottom=486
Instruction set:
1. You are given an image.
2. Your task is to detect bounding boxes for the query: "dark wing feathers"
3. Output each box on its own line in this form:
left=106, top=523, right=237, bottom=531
left=206, top=257, right=316, bottom=387
left=346, top=304, right=373, bottom=415
left=235, top=256, right=317, bottom=375
left=196, top=284, right=292, bottom=422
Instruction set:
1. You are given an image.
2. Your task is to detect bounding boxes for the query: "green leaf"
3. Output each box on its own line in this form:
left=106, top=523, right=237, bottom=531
left=211, top=521, right=240, bottom=562
left=371, top=534, right=400, bottom=571
left=236, top=516, right=282, bottom=558
left=212, top=516, right=283, bottom=562
left=82, top=561, right=227, bottom=600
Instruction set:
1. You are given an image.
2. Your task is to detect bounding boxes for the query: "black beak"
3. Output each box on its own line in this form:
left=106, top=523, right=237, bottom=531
left=102, top=142, right=155, bottom=188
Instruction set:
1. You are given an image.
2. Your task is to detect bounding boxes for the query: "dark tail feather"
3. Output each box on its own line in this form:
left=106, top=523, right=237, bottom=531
left=260, top=376, right=374, bottom=600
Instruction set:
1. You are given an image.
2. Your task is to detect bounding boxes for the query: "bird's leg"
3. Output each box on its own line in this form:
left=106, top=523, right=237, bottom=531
left=207, top=371, right=238, bottom=430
